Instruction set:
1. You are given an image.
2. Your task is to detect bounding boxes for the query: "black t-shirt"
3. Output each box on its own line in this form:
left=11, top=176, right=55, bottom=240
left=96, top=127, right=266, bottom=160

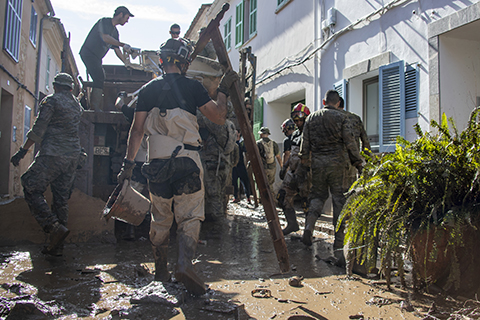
left=135, top=74, right=211, bottom=115
left=283, top=135, right=292, bottom=153
left=80, top=18, right=119, bottom=59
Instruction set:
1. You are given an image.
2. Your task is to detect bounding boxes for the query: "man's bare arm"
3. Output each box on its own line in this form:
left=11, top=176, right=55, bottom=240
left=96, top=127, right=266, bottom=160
left=198, top=92, right=227, bottom=125
left=125, top=111, right=147, bottom=161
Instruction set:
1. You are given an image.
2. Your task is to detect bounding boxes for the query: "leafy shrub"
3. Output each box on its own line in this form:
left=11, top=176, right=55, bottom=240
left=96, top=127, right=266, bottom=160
left=339, top=108, right=480, bottom=288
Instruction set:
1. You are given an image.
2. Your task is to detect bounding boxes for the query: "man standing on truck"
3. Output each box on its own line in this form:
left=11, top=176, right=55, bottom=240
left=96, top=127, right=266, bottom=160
left=80, top=6, right=134, bottom=111
left=117, top=38, right=238, bottom=295
left=10, top=73, right=83, bottom=257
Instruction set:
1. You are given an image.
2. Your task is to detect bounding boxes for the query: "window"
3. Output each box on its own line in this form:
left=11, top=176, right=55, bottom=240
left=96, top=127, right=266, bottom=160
left=341, top=61, right=418, bottom=153
left=29, top=5, right=37, bottom=46
left=363, top=77, right=379, bottom=149
left=224, top=17, right=232, bottom=50
left=235, top=0, right=257, bottom=48
left=249, top=0, right=257, bottom=38
left=46, top=54, right=51, bottom=91
left=24, top=105, right=31, bottom=143
left=277, top=0, right=290, bottom=11
left=4, top=0, right=23, bottom=61
left=235, top=2, right=244, bottom=47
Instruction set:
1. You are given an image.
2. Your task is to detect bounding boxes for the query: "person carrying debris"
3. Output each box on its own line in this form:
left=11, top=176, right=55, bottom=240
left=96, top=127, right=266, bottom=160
left=80, top=6, right=134, bottom=111
left=10, top=73, right=84, bottom=256
left=278, top=104, right=312, bottom=235
left=256, top=127, right=282, bottom=193
left=299, top=90, right=363, bottom=267
left=117, top=38, right=238, bottom=296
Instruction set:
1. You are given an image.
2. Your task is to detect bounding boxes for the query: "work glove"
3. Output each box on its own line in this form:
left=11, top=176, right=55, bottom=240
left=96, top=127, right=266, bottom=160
left=117, top=158, right=135, bottom=185
left=217, top=70, right=239, bottom=97
left=122, top=44, right=132, bottom=54
left=11, top=148, right=28, bottom=167
left=279, top=166, right=287, bottom=180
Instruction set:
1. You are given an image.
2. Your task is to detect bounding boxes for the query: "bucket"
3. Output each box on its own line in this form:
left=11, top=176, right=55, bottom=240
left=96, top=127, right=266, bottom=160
left=102, top=180, right=150, bottom=226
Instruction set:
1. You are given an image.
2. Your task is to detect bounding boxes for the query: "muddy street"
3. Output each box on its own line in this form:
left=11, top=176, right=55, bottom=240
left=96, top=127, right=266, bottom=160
left=0, top=199, right=455, bottom=319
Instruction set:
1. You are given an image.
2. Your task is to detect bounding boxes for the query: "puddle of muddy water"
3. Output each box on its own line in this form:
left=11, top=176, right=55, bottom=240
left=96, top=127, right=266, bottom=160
left=0, top=200, right=454, bottom=319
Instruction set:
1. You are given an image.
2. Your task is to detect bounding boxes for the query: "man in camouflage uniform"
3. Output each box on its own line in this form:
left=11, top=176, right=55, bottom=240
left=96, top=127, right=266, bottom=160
left=197, top=111, right=237, bottom=223
left=10, top=73, right=83, bottom=256
left=299, top=90, right=363, bottom=266
left=279, top=104, right=311, bottom=235
left=256, top=127, right=282, bottom=193
left=337, top=97, right=371, bottom=190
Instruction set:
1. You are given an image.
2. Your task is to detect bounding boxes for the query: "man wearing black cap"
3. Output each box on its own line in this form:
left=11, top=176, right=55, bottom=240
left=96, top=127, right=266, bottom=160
left=80, top=6, right=134, bottom=111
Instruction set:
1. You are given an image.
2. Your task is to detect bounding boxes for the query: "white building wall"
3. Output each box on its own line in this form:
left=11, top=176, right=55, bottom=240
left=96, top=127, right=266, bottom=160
left=440, top=36, right=480, bottom=131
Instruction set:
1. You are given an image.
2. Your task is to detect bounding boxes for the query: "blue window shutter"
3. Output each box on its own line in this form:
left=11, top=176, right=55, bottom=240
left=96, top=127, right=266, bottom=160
left=405, top=64, right=418, bottom=119
left=379, top=61, right=405, bottom=153
left=235, top=1, right=244, bottom=47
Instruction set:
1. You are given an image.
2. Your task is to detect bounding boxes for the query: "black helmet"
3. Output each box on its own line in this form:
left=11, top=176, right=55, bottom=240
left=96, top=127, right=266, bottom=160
left=53, top=73, right=74, bottom=89
left=281, top=118, right=295, bottom=134
left=158, top=38, right=193, bottom=66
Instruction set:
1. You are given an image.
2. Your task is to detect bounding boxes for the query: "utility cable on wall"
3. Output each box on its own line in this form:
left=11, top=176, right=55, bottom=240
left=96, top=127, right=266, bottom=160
left=256, top=0, right=412, bottom=85
left=0, top=64, right=37, bottom=100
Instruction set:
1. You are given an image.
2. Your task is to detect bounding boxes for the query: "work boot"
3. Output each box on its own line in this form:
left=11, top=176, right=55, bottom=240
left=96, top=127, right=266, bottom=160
left=152, top=242, right=171, bottom=282
left=90, top=87, right=104, bottom=112
left=282, top=208, right=299, bottom=235
left=42, top=222, right=69, bottom=256
left=175, top=235, right=206, bottom=296
left=301, top=213, right=317, bottom=246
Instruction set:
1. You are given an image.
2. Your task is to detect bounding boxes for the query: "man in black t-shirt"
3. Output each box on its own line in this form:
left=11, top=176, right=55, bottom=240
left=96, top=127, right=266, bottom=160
left=80, top=6, right=134, bottom=111
left=117, top=38, right=238, bottom=296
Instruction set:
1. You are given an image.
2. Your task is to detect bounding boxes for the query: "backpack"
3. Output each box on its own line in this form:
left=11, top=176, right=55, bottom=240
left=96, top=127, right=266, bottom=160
left=261, top=139, right=275, bottom=165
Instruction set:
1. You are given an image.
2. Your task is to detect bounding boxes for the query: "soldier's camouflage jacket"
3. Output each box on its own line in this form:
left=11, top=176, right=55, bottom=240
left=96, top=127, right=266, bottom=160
left=27, top=91, right=83, bottom=157
left=299, top=105, right=362, bottom=168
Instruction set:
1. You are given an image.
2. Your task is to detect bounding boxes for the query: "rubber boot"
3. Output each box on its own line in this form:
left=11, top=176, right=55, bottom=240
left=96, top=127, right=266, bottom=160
left=301, top=213, right=317, bottom=246
left=152, top=241, right=171, bottom=282
left=175, top=235, right=206, bottom=296
left=282, top=207, right=299, bottom=235
left=42, top=222, right=70, bottom=255
left=90, top=87, right=104, bottom=112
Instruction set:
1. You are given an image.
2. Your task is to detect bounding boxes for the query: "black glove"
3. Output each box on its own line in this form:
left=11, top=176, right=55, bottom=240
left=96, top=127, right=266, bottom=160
left=11, top=148, right=28, bottom=167
left=279, top=166, right=287, bottom=180
left=117, top=158, right=136, bottom=185
left=217, top=70, right=239, bottom=97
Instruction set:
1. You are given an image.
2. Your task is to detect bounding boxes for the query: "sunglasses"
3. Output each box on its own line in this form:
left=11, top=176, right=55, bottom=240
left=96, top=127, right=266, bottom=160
left=171, top=31, right=180, bottom=35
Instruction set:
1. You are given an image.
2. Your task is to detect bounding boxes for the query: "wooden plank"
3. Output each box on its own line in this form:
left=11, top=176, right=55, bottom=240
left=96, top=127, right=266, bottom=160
left=192, top=3, right=290, bottom=273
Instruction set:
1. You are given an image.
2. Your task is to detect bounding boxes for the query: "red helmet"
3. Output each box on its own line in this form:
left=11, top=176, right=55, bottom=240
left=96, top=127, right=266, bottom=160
left=281, top=118, right=295, bottom=134
left=291, top=103, right=310, bottom=120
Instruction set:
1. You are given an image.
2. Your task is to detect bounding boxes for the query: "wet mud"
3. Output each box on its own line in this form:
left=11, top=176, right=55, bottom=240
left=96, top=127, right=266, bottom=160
left=0, top=199, right=467, bottom=319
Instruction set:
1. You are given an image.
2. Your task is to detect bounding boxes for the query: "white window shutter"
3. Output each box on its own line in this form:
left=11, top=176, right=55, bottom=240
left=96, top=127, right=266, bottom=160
left=379, top=61, right=405, bottom=153
left=334, top=79, right=348, bottom=109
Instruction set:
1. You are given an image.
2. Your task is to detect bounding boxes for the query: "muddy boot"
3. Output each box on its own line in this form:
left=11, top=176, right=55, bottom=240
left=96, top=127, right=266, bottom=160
left=282, top=208, right=299, bottom=235
left=90, top=87, right=104, bottom=112
left=175, top=235, right=206, bottom=296
left=301, top=213, right=317, bottom=246
left=42, top=222, right=70, bottom=255
left=152, top=242, right=171, bottom=282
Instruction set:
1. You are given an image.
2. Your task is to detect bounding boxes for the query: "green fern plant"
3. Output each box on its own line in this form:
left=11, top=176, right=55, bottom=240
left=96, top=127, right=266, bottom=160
left=339, top=107, right=480, bottom=290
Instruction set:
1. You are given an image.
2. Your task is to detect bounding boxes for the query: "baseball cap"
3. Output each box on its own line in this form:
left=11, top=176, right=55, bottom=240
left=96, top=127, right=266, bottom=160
left=115, top=6, right=134, bottom=17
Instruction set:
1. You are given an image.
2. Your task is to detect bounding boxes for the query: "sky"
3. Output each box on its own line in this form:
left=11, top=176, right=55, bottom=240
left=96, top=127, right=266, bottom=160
left=49, top=0, right=211, bottom=79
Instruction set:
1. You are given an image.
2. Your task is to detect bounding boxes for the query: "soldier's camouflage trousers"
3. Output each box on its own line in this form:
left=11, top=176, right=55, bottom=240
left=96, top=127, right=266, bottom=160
left=203, top=163, right=230, bottom=222
left=21, top=155, right=78, bottom=232
left=309, top=158, right=349, bottom=252
left=265, top=166, right=276, bottom=193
